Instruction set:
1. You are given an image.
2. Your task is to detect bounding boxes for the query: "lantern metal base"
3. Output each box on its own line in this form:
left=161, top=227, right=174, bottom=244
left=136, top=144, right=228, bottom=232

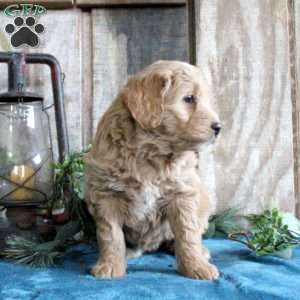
left=0, top=200, right=48, bottom=208
left=0, top=206, right=56, bottom=249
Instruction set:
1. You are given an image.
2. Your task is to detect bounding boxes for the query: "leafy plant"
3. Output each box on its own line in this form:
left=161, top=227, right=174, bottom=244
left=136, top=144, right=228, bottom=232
left=52, top=145, right=95, bottom=238
left=229, top=208, right=300, bottom=258
left=204, top=208, right=242, bottom=239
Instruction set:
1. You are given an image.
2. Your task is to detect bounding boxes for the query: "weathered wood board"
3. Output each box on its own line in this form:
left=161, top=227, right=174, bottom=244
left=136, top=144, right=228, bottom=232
left=91, top=6, right=188, bottom=133
left=293, top=0, right=300, bottom=217
left=76, top=0, right=185, bottom=7
left=0, top=10, right=83, bottom=159
left=81, top=11, right=93, bottom=147
left=0, top=1, right=74, bottom=9
left=194, top=0, right=295, bottom=214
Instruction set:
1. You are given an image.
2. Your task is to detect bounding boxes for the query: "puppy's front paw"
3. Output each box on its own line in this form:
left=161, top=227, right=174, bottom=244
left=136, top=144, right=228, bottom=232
left=180, top=260, right=219, bottom=280
left=201, top=245, right=211, bottom=260
left=91, top=261, right=126, bottom=279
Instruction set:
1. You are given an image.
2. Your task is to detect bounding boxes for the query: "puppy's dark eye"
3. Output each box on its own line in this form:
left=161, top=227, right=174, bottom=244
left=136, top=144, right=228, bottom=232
left=183, top=95, right=196, bottom=104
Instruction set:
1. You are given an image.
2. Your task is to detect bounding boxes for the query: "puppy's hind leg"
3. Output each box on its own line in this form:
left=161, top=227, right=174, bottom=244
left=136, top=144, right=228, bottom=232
left=167, top=190, right=219, bottom=280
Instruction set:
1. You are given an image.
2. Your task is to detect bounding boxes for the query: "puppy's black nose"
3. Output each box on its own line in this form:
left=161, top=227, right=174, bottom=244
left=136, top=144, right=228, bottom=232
left=211, top=122, right=221, bottom=136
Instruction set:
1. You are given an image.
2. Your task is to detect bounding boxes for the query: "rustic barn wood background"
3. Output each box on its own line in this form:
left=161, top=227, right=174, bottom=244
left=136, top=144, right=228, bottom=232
left=0, top=0, right=299, bottom=216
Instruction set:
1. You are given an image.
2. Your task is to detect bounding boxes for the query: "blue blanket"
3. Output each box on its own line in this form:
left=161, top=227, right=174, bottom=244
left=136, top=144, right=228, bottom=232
left=0, top=239, right=299, bottom=300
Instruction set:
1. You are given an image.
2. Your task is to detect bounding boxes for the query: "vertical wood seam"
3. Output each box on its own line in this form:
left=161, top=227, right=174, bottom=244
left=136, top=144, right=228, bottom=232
left=81, top=11, right=94, bottom=147
left=287, top=0, right=300, bottom=217
left=187, top=0, right=196, bottom=65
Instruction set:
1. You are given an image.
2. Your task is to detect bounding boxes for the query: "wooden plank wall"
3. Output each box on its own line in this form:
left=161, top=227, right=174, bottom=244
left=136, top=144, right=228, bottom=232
left=292, top=0, right=300, bottom=217
left=91, top=7, right=188, bottom=134
left=0, top=0, right=299, bottom=215
left=194, top=0, right=295, bottom=214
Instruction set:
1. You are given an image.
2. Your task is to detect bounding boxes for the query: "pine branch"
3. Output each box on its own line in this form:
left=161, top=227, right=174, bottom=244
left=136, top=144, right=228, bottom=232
left=0, top=220, right=81, bottom=267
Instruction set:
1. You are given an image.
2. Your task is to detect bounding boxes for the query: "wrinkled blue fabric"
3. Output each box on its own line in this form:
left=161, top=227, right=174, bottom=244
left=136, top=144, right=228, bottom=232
left=0, top=239, right=299, bottom=300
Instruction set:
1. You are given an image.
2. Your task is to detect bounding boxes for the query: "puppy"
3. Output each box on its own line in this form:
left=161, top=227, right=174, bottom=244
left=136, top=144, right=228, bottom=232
left=85, top=61, right=221, bottom=280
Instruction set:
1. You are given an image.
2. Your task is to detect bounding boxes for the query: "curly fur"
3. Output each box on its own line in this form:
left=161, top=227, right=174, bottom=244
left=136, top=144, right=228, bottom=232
left=85, top=60, right=220, bottom=280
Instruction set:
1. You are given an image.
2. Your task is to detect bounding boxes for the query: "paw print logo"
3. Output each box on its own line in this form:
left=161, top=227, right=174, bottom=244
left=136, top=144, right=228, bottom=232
left=5, top=16, right=44, bottom=48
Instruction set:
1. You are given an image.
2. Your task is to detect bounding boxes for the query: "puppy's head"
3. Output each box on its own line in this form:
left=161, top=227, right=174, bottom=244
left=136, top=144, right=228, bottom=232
left=122, top=61, right=220, bottom=146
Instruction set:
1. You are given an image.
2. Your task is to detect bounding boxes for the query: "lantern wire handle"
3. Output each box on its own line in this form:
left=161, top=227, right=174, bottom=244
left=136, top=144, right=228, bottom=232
left=39, top=73, right=66, bottom=163
left=41, top=72, right=65, bottom=153
left=61, top=72, right=66, bottom=84
left=0, top=163, right=48, bottom=203
left=17, top=83, right=23, bottom=93
left=17, top=83, right=24, bottom=106
left=42, top=106, right=54, bottom=163
left=43, top=103, right=54, bottom=110
left=0, top=149, right=50, bottom=204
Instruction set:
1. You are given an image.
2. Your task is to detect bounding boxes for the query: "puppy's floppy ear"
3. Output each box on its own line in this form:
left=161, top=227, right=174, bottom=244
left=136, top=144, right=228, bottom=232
left=121, top=71, right=172, bottom=129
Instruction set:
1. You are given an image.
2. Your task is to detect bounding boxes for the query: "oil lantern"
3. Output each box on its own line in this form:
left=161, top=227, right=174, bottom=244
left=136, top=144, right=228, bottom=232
left=0, top=52, right=69, bottom=243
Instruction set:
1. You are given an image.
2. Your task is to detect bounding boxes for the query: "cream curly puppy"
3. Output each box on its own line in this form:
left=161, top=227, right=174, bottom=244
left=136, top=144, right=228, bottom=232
left=85, top=61, right=221, bottom=280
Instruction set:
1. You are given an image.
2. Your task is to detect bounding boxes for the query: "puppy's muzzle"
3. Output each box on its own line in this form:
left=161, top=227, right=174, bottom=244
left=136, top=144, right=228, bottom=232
left=211, top=122, right=221, bottom=137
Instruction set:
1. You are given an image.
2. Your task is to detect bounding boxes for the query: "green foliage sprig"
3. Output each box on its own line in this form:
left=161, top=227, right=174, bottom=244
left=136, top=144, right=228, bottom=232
left=52, top=145, right=95, bottom=238
left=204, top=208, right=242, bottom=239
left=229, top=208, right=300, bottom=257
